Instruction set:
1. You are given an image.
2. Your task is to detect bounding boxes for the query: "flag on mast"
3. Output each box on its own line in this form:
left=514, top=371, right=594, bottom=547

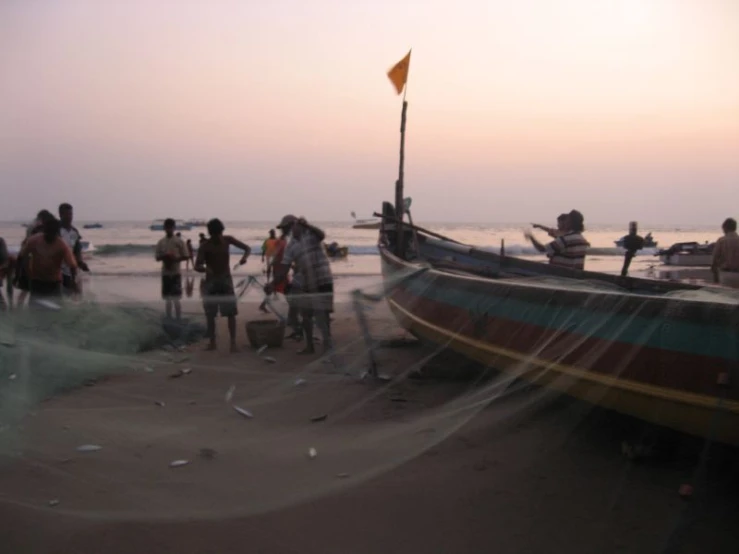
left=387, top=50, right=411, bottom=95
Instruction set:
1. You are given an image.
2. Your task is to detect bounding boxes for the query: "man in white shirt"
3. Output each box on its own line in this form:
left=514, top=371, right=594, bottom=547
left=58, top=203, right=89, bottom=296
left=155, top=218, right=190, bottom=320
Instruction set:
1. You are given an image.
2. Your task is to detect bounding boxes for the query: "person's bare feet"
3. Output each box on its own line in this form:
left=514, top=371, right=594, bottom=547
left=230, top=343, right=239, bottom=353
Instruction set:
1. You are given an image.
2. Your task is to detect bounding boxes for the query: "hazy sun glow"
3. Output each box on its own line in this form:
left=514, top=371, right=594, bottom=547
left=1, top=0, right=737, bottom=224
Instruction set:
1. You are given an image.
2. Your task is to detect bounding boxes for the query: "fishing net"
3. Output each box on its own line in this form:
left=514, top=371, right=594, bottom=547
left=1, top=268, right=738, bottom=553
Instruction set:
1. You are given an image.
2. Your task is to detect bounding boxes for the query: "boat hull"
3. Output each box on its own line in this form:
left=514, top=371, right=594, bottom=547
left=353, top=221, right=381, bottom=230
left=380, top=245, right=739, bottom=445
left=659, top=254, right=713, bottom=267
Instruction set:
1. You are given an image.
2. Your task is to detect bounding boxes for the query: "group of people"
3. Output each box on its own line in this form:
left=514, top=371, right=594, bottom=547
left=0, top=203, right=90, bottom=310
left=523, top=209, right=739, bottom=290
left=154, top=215, right=334, bottom=355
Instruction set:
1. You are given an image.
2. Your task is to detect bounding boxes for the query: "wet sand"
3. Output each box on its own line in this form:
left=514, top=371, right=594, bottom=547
left=1, top=298, right=738, bottom=554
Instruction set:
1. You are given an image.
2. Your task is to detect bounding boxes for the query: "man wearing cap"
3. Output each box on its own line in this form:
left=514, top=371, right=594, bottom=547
left=525, top=210, right=590, bottom=270
left=269, top=215, right=334, bottom=354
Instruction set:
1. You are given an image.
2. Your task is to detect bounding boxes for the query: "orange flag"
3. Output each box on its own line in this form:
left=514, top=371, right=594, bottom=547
left=387, top=50, right=411, bottom=95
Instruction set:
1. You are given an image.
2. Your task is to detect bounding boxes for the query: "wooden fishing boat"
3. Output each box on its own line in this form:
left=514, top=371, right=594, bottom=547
left=378, top=54, right=739, bottom=445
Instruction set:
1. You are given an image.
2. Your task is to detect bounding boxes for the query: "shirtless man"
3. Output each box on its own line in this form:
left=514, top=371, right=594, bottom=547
left=194, top=218, right=251, bottom=352
left=155, top=219, right=190, bottom=320
left=18, top=217, right=77, bottom=306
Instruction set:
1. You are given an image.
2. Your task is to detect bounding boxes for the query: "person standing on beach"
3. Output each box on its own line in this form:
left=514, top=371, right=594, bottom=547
left=18, top=217, right=78, bottom=304
left=259, top=224, right=289, bottom=314
left=59, top=203, right=89, bottom=296
left=194, top=218, right=251, bottom=352
left=155, top=219, right=190, bottom=320
left=266, top=215, right=304, bottom=339
left=711, top=218, right=739, bottom=288
left=261, top=229, right=278, bottom=280
left=274, top=216, right=334, bottom=355
left=185, top=239, right=195, bottom=270
left=15, top=210, right=55, bottom=308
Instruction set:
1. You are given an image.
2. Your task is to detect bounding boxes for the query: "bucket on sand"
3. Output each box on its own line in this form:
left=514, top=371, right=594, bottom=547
left=246, top=319, right=285, bottom=349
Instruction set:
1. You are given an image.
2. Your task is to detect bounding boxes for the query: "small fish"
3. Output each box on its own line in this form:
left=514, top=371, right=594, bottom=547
left=181, top=368, right=192, bottom=375
left=35, top=299, right=61, bottom=311
left=256, top=345, right=268, bottom=356
left=225, top=385, right=236, bottom=403
left=8, top=373, right=17, bottom=381
left=310, top=414, right=328, bottom=423
left=76, top=444, right=102, bottom=453
left=199, top=448, right=217, bottom=459
left=169, top=459, right=189, bottom=468
left=232, top=405, right=253, bottom=419
left=263, top=356, right=277, bottom=364
left=294, top=378, right=307, bottom=386
left=154, top=401, right=165, bottom=407
left=144, top=366, right=154, bottom=373
left=307, top=447, right=317, bottom=459
left=48, top=499, right=60, bottom=507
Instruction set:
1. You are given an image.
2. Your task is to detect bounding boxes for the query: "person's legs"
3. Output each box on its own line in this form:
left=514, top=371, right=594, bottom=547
left=227, top=315, right=237, bottom=352
left=299, top=308, right=315, bottom=354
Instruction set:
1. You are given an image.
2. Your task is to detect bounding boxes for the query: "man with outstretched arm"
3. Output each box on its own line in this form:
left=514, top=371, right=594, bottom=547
left=195, top=218, right=251, bottom=352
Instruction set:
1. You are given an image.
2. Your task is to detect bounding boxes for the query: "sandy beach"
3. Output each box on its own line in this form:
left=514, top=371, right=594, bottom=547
left=0, top=286, right=738, bottom=554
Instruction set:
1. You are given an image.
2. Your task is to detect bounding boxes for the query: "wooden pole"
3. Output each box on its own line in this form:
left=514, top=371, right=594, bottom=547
left=395, top=99, right=409, bottom=257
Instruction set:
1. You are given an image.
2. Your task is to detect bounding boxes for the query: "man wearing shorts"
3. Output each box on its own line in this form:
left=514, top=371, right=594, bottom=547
left=194, top=218, right=251, bottom=352
left=155, top=218, right=190, bottom=320
left=18, top=217, right=77, bottom=306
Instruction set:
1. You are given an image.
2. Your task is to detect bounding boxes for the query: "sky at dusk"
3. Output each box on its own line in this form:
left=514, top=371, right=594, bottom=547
left=1, top=0, right=737, bottom=224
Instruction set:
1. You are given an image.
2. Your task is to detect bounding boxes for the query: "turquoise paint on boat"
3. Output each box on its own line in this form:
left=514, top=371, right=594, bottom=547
left=400, top=272, right=738, bottom=362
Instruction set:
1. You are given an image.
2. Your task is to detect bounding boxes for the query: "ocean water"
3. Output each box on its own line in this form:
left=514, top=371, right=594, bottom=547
left=0, top=220, right=722, bottom=299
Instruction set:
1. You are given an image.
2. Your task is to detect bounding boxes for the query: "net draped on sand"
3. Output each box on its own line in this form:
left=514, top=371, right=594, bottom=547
left=0, top=268, right=738, bottom=523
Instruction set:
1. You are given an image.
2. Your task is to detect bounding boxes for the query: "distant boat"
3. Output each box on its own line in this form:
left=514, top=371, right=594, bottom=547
left=149, top=219, right=193, bottom=231
left=350, top=211, right=381, bottom=230
left=656, top=241, right=714, bottom=267
left=185, top=219, right=207, bottom=227
left=615, top=232, right=657, bottom=248
left=83, top=223, right=104, bottom=229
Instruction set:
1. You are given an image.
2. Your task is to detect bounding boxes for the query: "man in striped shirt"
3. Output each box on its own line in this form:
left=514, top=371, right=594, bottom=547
left=525, top=210, right=590, bottom=270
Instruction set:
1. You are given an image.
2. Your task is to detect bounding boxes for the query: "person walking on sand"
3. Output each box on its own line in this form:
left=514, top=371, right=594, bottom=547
left=185, top=238, right=195, bottom=270
left=58, top=203, right=90, bottom=296
left=711, top=217, right=739, bottom=289
left=18, top=217, right=78, bottom=305
left=195, top=218, right=251, bottom=352
left=155, top=219, right=190, bottom=320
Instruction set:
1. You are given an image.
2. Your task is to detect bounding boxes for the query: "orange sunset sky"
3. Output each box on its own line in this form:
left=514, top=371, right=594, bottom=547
left=1, top=0, right=737, bottom=224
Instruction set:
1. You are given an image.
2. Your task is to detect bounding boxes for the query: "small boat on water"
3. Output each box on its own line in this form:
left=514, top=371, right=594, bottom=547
left=377, top=60, right=739, bottom=446
left=149, top=219, right=193, bottom=231
left=615, top=232, right=657, bottom=248
left=185, top=219, right=207, bottom=227
left=83, top=223, right=104, bottom=229
left=657, top=241, right=714, bottom=267
left=351, top=212, right=381, bottom=230
left=324, top=242, right=349, bottom=259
